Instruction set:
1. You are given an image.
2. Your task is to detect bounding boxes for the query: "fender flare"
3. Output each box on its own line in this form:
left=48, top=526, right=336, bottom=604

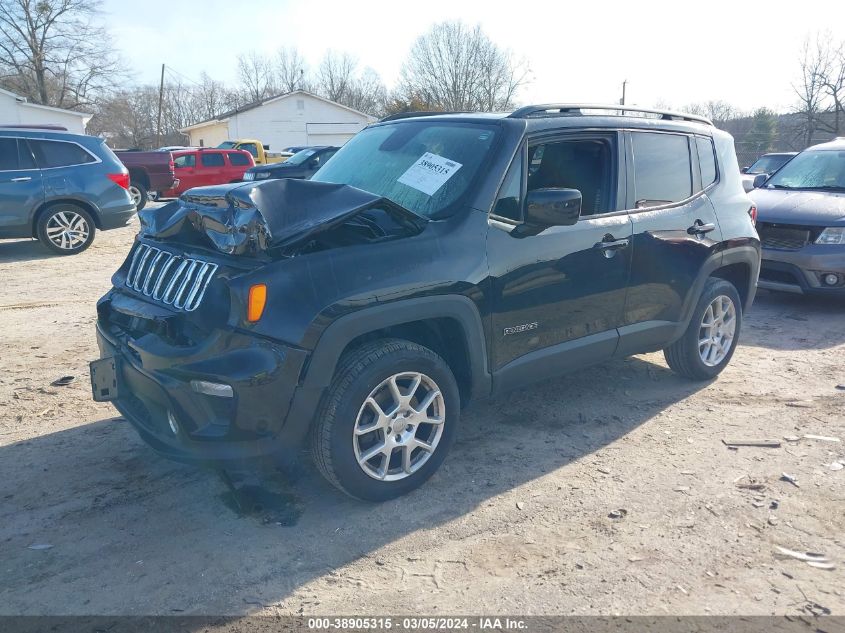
left=677, top=244, right=760, bottom=332
left=301, top=295, right=492, bottom=399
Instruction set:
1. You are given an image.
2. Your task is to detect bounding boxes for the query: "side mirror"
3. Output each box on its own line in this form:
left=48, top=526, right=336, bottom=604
left=752, top=173, right=768, bottom=189
left=524, top=188, right=581, bottom=227
left=740, top=166, right=749, bottom=174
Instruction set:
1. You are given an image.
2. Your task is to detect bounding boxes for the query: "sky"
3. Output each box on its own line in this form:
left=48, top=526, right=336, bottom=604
left=102, top=0, right=845, bottom=114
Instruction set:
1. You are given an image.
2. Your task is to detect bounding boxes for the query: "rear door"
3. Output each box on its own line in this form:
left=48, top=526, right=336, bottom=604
left=0, top=137, right=43, bottom=237
left=616, top=130, right=723, bottom=355
left=198, top=151, right=226, bottom=185
left=486, top=131, right=632, bottom=389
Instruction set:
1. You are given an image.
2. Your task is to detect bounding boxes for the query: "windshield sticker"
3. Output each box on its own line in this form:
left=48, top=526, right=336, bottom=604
left=398, top=152, right=463, bottom=196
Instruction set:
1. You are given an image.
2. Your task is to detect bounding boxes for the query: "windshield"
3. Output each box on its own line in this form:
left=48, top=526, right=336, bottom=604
left=285, top=148, right=318, bottom=166
left=312, top=121, right=499, bottom=217
left=217, top=141, right=236, bottom=149
left=748, top=154, right=792, bottom=174
left=765, top=150, right=845, bottom=190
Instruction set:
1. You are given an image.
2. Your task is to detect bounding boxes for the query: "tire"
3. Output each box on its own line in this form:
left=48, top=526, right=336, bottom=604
left=36, top=204, right=96, bottom=255
left=664, top=278, right=743, bottom=381
left=128, top=181, right=148, bottom=210
left=312, top=338, right=460, bottom=501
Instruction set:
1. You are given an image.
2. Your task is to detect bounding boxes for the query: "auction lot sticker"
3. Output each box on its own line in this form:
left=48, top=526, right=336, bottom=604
left=398, top=152, right=463, bottom=196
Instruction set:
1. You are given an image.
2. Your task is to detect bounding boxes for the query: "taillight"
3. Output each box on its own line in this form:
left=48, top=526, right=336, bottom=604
left=169, top=159, right=175, bottom=175
left=748, top=204, right=757, bottom=226
left=107, top=172, right=130, bottom=189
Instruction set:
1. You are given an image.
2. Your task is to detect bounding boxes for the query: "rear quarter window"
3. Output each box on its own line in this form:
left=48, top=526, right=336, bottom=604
left=696, top=136, right=717, bottom=188
left=227, top=152, right=251, bottom=166
left=631, top=132, right=692, bottom=207
left=29, top=139, right=96, bottom=168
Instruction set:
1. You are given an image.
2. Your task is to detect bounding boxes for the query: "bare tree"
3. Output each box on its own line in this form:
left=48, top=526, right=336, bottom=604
left=400, top=21, right=530, bottom=112
left=0, top=0, right=122, bottom=108
left=793, top=35, right=829, bottom=146
left=236, top=50, right=277, bottom=102
left=816, top=33, right=845, bottom=135
left=191, top=71, right=239, bottom=121
left=316, top=51, right=357, bottom=102
left=276, top=47, right=308, bottom=93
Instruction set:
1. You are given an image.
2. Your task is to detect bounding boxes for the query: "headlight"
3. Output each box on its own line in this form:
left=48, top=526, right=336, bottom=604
left=816, top=227, right=845, bottom=245
left=243, top=172, right=255, bottom=181
left=255, top=171, right=272, bottom=180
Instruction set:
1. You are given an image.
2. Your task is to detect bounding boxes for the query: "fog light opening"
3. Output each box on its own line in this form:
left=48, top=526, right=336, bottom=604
left=823, top=273, right=840, bottom=286
left=190, top=380, right=234, bottom=398
left=167, top=411, right=180, bottom=435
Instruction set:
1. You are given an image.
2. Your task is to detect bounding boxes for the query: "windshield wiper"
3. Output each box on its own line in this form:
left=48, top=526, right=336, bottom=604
left=800, top=185, right=845, bottom=192
left=767, top=184, right=794, bottom=189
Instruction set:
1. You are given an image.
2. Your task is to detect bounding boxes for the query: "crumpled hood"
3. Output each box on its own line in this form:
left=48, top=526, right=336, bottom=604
left=750, top=188, right=845, bottom=226
left=138, top=179, right=405, bottom=255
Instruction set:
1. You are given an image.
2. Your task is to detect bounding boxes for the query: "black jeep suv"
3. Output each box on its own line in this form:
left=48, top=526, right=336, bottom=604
left=91, top=104, right=760, bottom=501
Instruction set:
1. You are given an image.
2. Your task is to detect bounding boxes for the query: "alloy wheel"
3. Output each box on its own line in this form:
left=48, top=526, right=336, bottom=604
left=353, top=371, right=445, bottom=481
left=45, top=210, right=91, bottom=251
left=129, top=185, right=142, bottom=206
left=698, top=295, right=736, bottom=366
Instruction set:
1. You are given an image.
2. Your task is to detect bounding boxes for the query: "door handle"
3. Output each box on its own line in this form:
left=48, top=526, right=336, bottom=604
left=10, top=177, right=32, bottom=182
left=687, top=220, right=716, bottom=235
left=594, top=237, right=630, bottom=251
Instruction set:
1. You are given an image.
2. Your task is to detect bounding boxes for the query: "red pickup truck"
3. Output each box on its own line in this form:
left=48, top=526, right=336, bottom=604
left=113, top=150, right=177, bottom=210
left=159, top=148, right=255, bottom=198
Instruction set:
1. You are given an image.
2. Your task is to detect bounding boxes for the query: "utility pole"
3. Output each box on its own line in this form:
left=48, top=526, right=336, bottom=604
left=620, top=79, right=627, bottom=106
left=156, top=63, right=165, bottom=149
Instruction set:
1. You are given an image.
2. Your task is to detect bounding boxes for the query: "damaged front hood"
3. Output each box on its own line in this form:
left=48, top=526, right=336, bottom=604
left=138, top=179, right=416, bottom=255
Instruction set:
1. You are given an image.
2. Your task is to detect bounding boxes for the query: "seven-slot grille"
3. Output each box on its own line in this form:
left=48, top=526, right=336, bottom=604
left=757, top=222, right=810, bottom=251
left=125, top=243, right=218, bottom=311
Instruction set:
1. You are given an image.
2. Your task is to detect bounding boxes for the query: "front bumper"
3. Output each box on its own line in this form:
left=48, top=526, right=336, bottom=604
left=95, top=315, right=315, bottom=465
left=758, top=244, right=845, bottom=295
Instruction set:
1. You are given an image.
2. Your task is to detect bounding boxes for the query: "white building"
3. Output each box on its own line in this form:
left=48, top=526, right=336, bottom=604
left=181, top=90, right=376, bottom=150
left=0, top=87, right=92, bottom=134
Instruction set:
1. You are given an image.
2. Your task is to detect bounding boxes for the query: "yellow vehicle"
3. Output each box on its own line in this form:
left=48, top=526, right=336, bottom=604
left=216, top=139, right=290, bottom=165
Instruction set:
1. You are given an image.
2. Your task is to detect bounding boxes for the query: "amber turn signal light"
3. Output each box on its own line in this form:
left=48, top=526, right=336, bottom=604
left=247, top=284, right=267, bottom=322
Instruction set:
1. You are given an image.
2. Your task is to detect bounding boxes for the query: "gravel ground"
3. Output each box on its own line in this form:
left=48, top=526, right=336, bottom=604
left=0, top=211, right=843, bottom=616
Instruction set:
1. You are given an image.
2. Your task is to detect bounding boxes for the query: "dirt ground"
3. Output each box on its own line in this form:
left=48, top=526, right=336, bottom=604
left=0, top=209, right=843, bottom=617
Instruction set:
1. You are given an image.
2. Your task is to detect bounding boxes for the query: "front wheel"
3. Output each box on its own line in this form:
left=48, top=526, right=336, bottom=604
left=664, top=278, right=743, bottom=380
left=312, top=339, right=460, bottom=501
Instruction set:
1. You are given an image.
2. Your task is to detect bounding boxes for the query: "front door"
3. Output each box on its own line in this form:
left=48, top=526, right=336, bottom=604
left=0, top=137, right=43, bottom=238
left=616, top=131, right=724, bottom=355
left=172, top=152, right=198, bottom=194
left=486, top=133, right=632, bottom=390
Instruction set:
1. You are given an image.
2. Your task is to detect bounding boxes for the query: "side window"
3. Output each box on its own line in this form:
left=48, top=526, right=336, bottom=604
left=29, top=139, right=95, bottom=168
left=696, top=136, right=717, bottom=188
left=492, top=150, right=523, bottom=221
left=174, top=154, right=195, bottom=168
left=201, top=152, right=225, bottom=167
left=0, top=138, right=17, bottom=170
left=631, top=132, right=692, bottom=207
left=228, top=152, right=251, bottom=166
left=526, top=137, right=614, bottom=215
left=18, top=140, right=36, bottom=169
left=239, top=143, right=258, bottom=158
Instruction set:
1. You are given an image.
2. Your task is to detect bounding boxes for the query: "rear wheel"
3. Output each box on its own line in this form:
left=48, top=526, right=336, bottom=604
left=664, top=278, right=742, bottom=380
left=36, top=204, right=96, bottom=255
left=128, top=182, right=148, bottom=210
left=312, top=339, right=460, bottom=501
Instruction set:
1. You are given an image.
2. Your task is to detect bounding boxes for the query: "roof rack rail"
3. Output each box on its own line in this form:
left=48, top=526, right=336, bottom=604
left=508, top=103, right=712, bottom=125
left=379, top=111, right=468, bottom=123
